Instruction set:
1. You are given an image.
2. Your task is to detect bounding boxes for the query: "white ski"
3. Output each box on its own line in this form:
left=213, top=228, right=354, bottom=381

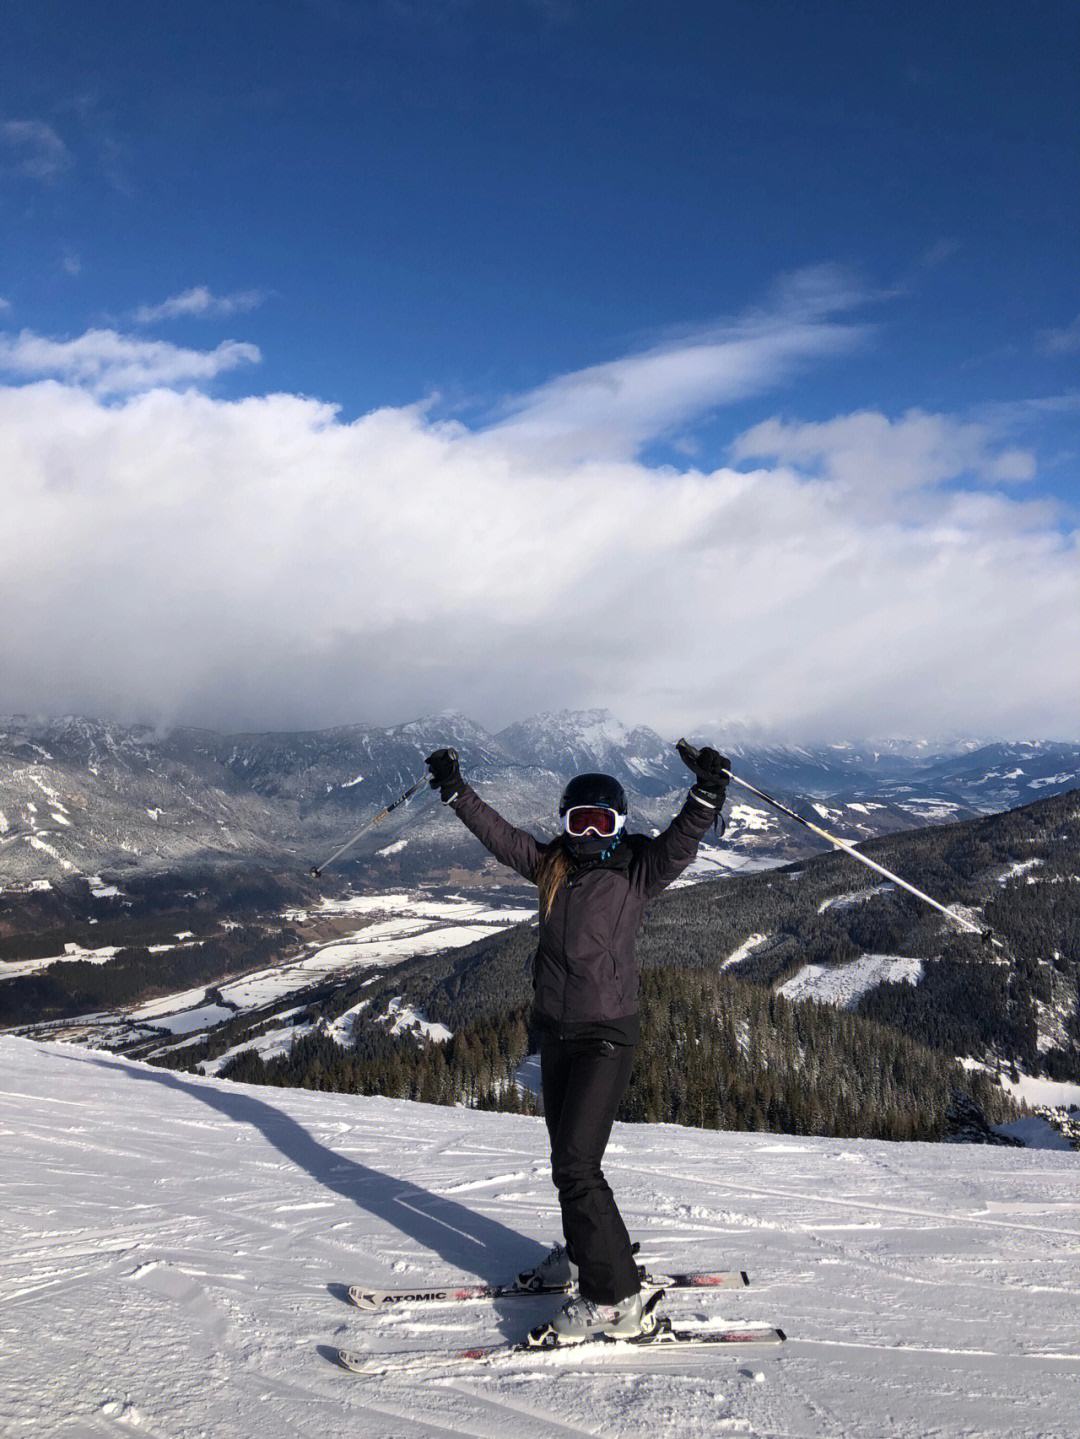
left=336, top=1319, right=786, bottom=1376
left=347, top=1268, right=749, bottom=1312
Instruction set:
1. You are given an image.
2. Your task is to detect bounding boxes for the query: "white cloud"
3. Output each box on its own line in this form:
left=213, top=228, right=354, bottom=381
left=0, top=371, right=1075, bottom=740
left=0, top=327, right=260, bottom=395
left=0, top=297, right=10, bottom=312
left=134, top=286, right=266, bottom=325
left=0, top=270, right=1071, bottom=738
left=0, top=119, right=72, bottom=180
left=1039, top=313, right=1080, bottom=355
left=60, top=251, right=82, bottom=277
left=486, top=264, right=869, bottom=461
left=732, top=409, right=1037, bottom=503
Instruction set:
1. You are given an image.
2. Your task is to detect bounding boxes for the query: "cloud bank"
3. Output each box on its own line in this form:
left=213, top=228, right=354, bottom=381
left=1, top=278, right=1077, bottom=740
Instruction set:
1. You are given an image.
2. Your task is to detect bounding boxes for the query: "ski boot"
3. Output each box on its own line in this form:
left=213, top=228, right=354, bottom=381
left=527, top=1289, right=661, bottom=1348
left=516, top=1240, right=578, bottom=1293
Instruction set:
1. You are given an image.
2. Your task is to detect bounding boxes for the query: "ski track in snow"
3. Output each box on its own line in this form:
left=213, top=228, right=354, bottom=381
left=1, top=1037, right=1078, bottom=1439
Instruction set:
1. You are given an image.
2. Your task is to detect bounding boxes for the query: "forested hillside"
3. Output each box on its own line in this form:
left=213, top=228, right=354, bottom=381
left=186, top=969, right=1015, bottom=1143
left=306, top=787, right=1080, bottom=1075
left=157, top=788, right=1079, bottom=1141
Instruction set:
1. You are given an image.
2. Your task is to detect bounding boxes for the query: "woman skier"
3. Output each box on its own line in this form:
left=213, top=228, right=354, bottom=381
left=424, top=741, right=730, bottom=1343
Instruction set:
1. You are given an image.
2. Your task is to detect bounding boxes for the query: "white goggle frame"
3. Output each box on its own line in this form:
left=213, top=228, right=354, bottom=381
left=563, top=806, right=627, bottom=839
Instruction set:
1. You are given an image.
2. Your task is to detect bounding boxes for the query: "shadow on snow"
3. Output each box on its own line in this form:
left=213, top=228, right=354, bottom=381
left=76, top=1051, right=549, bottom=1341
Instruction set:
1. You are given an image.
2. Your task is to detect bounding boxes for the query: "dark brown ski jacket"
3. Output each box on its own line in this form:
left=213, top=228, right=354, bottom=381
left=446, top=783, right=719, bottom=1042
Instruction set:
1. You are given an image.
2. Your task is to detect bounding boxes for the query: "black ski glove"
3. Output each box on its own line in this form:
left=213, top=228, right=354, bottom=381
left=676, top=740, right=730, bottom=807
left=425, top=748, right=463, bottom=800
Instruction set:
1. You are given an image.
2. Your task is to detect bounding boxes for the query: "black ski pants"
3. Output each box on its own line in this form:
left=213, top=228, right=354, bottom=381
left=540, top=1034, right=640, bottom=1305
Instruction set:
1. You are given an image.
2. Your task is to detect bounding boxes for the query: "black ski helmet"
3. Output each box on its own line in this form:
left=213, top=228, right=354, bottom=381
left=558, top=772, right=628, bottom=819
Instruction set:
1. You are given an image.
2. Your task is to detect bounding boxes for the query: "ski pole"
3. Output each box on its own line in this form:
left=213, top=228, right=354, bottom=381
left=310, top=771, right=430, bottom=879
left=676, top=740, right=1001, bottom=948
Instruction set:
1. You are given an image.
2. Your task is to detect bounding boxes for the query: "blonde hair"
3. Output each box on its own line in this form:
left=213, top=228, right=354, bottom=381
left=536, top=842, right=572, bottom=919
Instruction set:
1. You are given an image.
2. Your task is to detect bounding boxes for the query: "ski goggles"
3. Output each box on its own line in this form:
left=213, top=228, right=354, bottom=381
left=563, top=805, right=626, bottom=839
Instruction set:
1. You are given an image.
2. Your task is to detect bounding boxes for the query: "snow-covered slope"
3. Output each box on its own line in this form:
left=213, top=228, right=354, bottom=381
left=3, top=1036, right=1078, bottom=1438
left=777, top=954, right=925, bottom=1009
left=907, top=741, right=1080, bottom=810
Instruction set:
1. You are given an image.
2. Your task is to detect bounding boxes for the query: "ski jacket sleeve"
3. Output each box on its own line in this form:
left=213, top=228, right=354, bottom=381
left=447, top=783, right=545, bottom=884
left=633, top=790, right=720, bottom=899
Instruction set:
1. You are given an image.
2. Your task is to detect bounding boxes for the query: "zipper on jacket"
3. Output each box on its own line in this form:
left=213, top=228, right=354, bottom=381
left=560, top=878, right=573, bottom=1023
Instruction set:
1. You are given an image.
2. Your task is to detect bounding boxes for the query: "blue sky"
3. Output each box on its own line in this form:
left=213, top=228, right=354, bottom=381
left=1, top=1, right=1078, bottom=736
left=3, top=1, right=1078, bottom=442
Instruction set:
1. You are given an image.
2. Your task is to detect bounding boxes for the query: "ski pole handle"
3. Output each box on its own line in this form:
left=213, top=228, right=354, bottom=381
left=676, top=737, right=733, bottom=780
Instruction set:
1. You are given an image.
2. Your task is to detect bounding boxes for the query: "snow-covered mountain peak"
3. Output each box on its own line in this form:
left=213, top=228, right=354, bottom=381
left=505, top=706, right=631, bottom=745
left=495, top=709, right=676, bottom=792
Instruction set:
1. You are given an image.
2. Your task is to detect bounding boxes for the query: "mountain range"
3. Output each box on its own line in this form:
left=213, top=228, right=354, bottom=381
left=2, top=710, right=1079, bottom=899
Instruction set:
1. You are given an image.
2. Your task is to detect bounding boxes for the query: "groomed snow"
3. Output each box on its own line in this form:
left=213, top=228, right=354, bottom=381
left=817, top=884, right=893, bottom=915
left=145, top=1001, right=236, bottom=1035
left=998, top=858, right=1045, bottom=884
left=87, top=875, right=124, bottom=898
left=675, top=849, right=786, bottom=886
left=24, top=833, right=76, bottom=870
left=130, top=986, right=215, bottom=1020
left=381, top=996, right=453, bottom=1042
left=994, top=1116, right=1074, bottom=1151
left=897, top=800, right=965, bottom=820
left=1, top=944, right=122, bottom=981
left=199, top=1019, right=318, bottom=1075
left=720, top=932, right=770, bottom=970
left=282, top=891, right=534, bottom=928
left=1, top=894, right=534, bottom=1056
left=777, top=954, right=924, bottom=1009
left=2, top=1037, right=1078, bottom=1438
left=1002, top=1073, right=1080, bottom=1111
left=728, top=803, right=772, bottom=832
left=216, top=915, right=520, bottom=1011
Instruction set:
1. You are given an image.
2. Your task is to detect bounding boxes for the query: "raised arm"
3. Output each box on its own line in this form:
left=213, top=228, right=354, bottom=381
left=426, top=749, right=544, bottom=884
left=632, top=743, right=730, bottom=898
left=632, top=790, right=720, bottom=897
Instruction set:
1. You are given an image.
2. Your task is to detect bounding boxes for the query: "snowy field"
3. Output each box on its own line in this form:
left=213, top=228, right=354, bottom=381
left=2, top=1037, right=1079, bottom=1439
left=1003, top=1073, right=1080, bottom=1110
left=2, top=943, right=124, bottom=980
left=674, top=846, right=785, bottom=886
left=777, top=955, right=925, bottom=1009
left=13, top=891, right=533, bottom=1053
left=214, top=895, right=534, bottom=1010
left=957, top=1062, right=1080, bottom=1115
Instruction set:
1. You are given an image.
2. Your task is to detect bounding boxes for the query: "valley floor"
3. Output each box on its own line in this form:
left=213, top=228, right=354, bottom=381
left=1, top=1036, right=1078, bottom=1439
